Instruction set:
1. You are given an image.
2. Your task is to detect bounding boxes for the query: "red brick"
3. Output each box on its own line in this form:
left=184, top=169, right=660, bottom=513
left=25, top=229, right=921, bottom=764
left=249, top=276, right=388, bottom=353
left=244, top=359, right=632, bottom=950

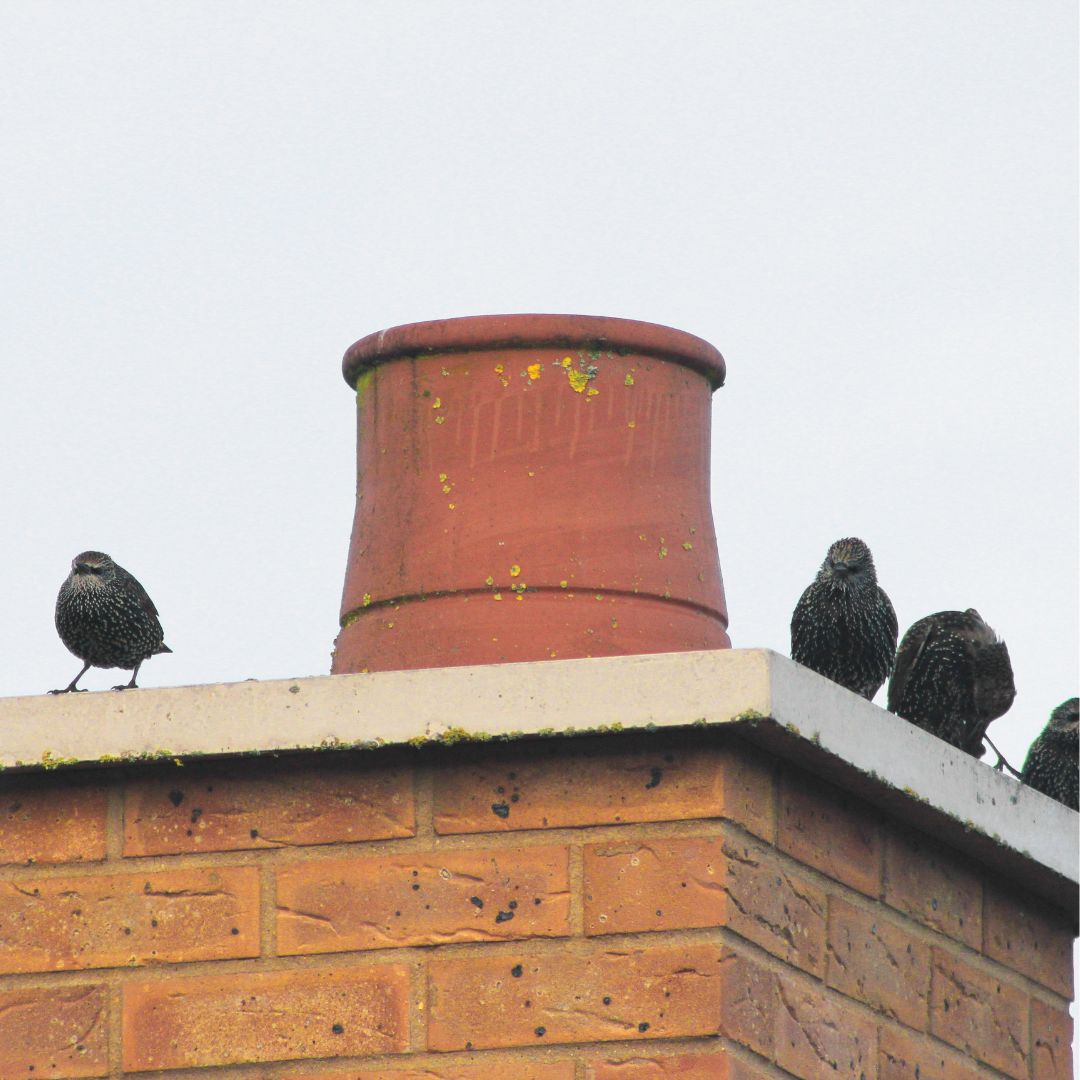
left=774, top=976, right=877, bottom=1080
left=984, top=884, right=1074, bottom=998
left=883, top=828, right=982, bottom=949
left=284, top=1062, right=575, bottom=1080
left=930, top=946, right=1029, bottom=1079
left=1031, top=997, right=1074, bottom=1080
left=583, top=836, right=727, bottom=936
left=432, top=735, right=774, bottom=836
left=583, top=834, right=825, bottom=977
left=0, top=984, right=108, bottom=1078
left=122, top=965, right=409, bottom=1071
left=0, top=783, right=108, bottom=866
left=427, top=943, right=730, bottom=1050
left=777, top=768, right=882, bottom=896
left=0, top=866, right=258, bottom=974
left=826, top=896, right=931, bottom=1030
left=124, top=758, right=415, bottom=855
left=878, top=1024, right=985, bottom=1080
left=718, top=833, right=827, bottom=977
left=586, top=1052, right=738, bottom=1077
left=277, top=846, right=570, bottom=954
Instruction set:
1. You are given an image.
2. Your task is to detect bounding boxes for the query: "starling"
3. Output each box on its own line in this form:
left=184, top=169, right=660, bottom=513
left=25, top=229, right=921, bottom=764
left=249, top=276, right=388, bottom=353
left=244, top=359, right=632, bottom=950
left=887, top=609, right=1015, bottom=756
left=1020, top=698, right=1079, bottom=810
left=790, top=537, right=898, bottom=699
left=50, top=551, right=171, bottom=693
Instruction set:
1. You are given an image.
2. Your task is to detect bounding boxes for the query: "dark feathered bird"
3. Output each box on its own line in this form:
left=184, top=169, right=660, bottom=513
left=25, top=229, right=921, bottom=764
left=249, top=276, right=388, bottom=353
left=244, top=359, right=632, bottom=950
left=1021, top=698, right=1078, bottom=810
left=790, top=537, right=898, bottom=700
left=887, top=609, right=1015, bottom=756
left=50, top=551, right=171, bottom=693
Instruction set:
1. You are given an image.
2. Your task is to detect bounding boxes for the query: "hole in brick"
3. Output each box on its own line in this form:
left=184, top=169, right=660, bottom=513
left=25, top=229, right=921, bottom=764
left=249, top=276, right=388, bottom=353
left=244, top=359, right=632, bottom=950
left=638, top=1022, right=650, bottom=1032
left=470, top=897, right=484, bottom=908
left=534, top=1026, right=546, bottom=1037
left=190, top=808, right=202, bottom=824
left=511, top=964, right=523, bottom=977
left=331, top=1023, right=344, bottom=1034
left=231, top=927, right=239, bottom=935
left=412, top=883, right=421, bottom=891
left=250, top=828, right=259, bottom=839
left=645, top=767, right=663, bottom=789
left=509, top=900, right=518, bottom=910
left=511, top=793, right=520, bottom=802
left=167, top=790, right=184, bottom=807
left=603, top=996, right=612, bottom=1005
left=495, top=910, right=514, bottom=923
left=534, top=897, right=542, bottom=905
left=491, top=802, right=510, bottom=819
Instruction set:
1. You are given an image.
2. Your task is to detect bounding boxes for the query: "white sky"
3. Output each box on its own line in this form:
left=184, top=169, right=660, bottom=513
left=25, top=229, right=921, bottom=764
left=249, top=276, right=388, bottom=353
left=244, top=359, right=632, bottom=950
left=0, top=2, right=1076, bottom=782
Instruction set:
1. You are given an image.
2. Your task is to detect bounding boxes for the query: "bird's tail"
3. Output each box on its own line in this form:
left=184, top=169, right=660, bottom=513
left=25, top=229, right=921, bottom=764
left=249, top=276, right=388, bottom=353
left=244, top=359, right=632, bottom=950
left=156, top=643, right=173, bottom=654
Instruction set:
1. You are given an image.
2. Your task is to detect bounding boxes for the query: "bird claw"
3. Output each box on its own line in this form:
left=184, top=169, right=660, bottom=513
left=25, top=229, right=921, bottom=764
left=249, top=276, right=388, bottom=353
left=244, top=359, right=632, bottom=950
left=111, top=684, right=136, bottom=692
left=48, top=687, right=88, bottom=695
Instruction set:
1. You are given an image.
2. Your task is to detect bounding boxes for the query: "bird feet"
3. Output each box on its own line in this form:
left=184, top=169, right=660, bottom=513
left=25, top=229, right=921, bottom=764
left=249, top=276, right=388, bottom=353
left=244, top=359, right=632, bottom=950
left=48, top=687, right=88, bottom=695
left=111, top=683, right=137, bottom=692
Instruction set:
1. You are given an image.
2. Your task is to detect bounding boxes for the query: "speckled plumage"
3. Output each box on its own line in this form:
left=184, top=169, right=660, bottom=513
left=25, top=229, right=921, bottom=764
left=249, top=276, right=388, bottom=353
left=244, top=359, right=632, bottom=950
left=1021, top=698, right=1078, bottom=810
left=887, top=609, right=1015, bottom=756
left=790, top=537, right=898, bottom=700
left=51, top=551, right=171, bottom=693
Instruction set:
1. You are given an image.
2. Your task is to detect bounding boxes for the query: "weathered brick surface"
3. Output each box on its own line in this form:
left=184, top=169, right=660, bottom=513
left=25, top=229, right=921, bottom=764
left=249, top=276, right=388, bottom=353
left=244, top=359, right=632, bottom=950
left=0, top=984, right=108, bottom=1079
left=586, top=1052, right=745, bottom=1077
left=433, top=736, right=774, bottom=836
left=1030, top=997, right=1074, bottom=1080
left=777, top=769, right=882, bottom=897
left=0, top=783, right=108, bottom=866
left=878, top=1023, right=985, bottom=1080
left=427, top=943, right=729, bottom=1050
left=883, top=828, right=982, bottom=949
left=774, top=976, right=877, bottom=1080
left=122, top=965, right=410, bottom=1071
left=826, top=895, right=931, bottom=1030
left=124, top=758, right=415, bottom=855
left=983, top=883, right=1074, bottom=998
left=277, top=846, right=570, bottom=954
left=583, top=834, right=826, bottom=979
left=583, top=836, right=727, bottom=935
left=929, top=946, right=1029, bottom=1079
left=719, top=832, right=827, bottom=977
left=285, top=1062, right=575, bottom=1079
left=0, top=866, right=259, bottom=974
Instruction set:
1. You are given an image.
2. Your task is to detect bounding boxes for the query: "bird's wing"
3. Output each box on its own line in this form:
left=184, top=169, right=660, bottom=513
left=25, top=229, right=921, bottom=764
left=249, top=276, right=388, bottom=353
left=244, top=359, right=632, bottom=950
left=887, top=616, right=938, bottom=712
left=115, top=566, right=160, bottom=617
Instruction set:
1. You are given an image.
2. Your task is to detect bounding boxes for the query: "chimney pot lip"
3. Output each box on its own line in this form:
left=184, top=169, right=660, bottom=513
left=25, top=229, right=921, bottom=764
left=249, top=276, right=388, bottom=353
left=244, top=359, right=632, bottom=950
left=342, top=313, right=726, bottom=389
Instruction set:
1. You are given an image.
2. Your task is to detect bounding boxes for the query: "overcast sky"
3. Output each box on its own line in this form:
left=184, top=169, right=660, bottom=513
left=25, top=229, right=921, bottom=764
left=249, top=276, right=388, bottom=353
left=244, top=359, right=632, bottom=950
left=1, top=2, right=1076, bottom=780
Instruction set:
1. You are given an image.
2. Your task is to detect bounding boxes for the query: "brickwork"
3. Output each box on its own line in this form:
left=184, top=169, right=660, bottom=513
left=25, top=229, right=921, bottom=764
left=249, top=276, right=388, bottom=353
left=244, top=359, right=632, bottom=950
left=0, top=732, right=1073, bottom=1079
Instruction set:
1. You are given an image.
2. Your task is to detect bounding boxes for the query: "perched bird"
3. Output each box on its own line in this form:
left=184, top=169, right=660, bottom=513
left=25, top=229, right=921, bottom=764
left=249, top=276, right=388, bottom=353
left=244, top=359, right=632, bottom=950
left=1021, top=698, right=1079, bottom=810
left=887, top=609, right=1015, bottom=757
left=790, top=537, right=898, bottom=699
left=50, top=551, right=171, bottom=693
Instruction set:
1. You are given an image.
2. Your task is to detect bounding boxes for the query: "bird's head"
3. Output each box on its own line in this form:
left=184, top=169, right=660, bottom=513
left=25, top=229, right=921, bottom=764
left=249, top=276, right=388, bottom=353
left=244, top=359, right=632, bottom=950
left=1047, top=697, right=1079, bottom=745
left=820, top=537, right=876, bottom=589
left=70, top=551, right=116, bottom=585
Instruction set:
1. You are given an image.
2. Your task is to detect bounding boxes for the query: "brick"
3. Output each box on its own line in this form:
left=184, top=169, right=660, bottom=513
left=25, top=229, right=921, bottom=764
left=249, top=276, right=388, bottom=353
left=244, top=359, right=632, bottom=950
left=586, top=1052, right=736, bottom=1077
left=432, top=735, right=774, bottom=836
left=0, top=866, right=258, bottom=974
left=883, top=827, right=981, bottom=949
left=122, top=965, right=409, bottom=1071
left=0, top=984, right=108, bottom=1078
left=284, top=1062, right=575, bottom=1080
left=774, top=976, right=877, bottom=1080
left=777, top=768, right=882, bottom=896
left=719, top=833, right=827, bottom=977
left=0, top=782, right=108, bottom=866
left=277, top=846, right=570, bottom=954
left=583, top=834, right=825, bottom=977
left=1031, top=997, right=1073, bottom=1080
left=427, top=943, right=730, bottom=1050
left=930, top=946, right=1029, bottom=1079
left=826, top=895, right=931, bottom=1030
left=124, top=757, right=415, bottom=855
left=878, top=1024, right=985, bottom=1080
left=983, top=883, right=1074, bottom=998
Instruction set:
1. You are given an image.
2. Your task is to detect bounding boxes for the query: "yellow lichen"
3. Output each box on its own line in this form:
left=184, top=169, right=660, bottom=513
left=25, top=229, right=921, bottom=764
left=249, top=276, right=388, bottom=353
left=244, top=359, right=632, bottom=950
left=559, top=580, right=568, bottom=588
left=527, top=363, right=542, bottom=380
left=659, top=547, right=668, bottom=558
left=493, top=592, right=503, bottom=601
left=624, top=372, right=635, bottom=386
left=586, top=387, right=599, bottom=397
left=494, top=364, right=505, bottom=374
left=485, top=575, right=494, bottom=586
left=567, top=369, right=589, bottom=393
left=509, top=564, right=521, bottom=577
left=439, top=472, right=448, bottom=482
left=432, top=397, right=441, bottom=409
left=435, top=415, right=446, bottom=424
left=628, top=419, right=636, bottom=428
left=682, top=542, right=693, bottom=551
left=448, top=503, right=456, bottom=510
left=361, top=593, right=373, bottom=607
left=561, top=356, right=572, bottom=368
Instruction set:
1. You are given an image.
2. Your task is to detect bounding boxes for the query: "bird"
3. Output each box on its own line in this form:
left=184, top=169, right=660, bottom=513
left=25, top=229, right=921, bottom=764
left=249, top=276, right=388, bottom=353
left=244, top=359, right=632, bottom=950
left=1020, top=698, right=1078, bottom=810
left=50, top=551, right=171, bottom=694
left=790, top=537, right=898, bottom=700
left=887, top=609, right=1015, bottom=757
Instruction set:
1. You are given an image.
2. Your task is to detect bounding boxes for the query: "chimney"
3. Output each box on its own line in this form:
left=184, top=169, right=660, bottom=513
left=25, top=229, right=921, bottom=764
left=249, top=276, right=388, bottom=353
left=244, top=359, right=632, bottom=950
left=332, top=314, right=731, bottom=674
left=0, top=319, right=1073, bottom=1078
